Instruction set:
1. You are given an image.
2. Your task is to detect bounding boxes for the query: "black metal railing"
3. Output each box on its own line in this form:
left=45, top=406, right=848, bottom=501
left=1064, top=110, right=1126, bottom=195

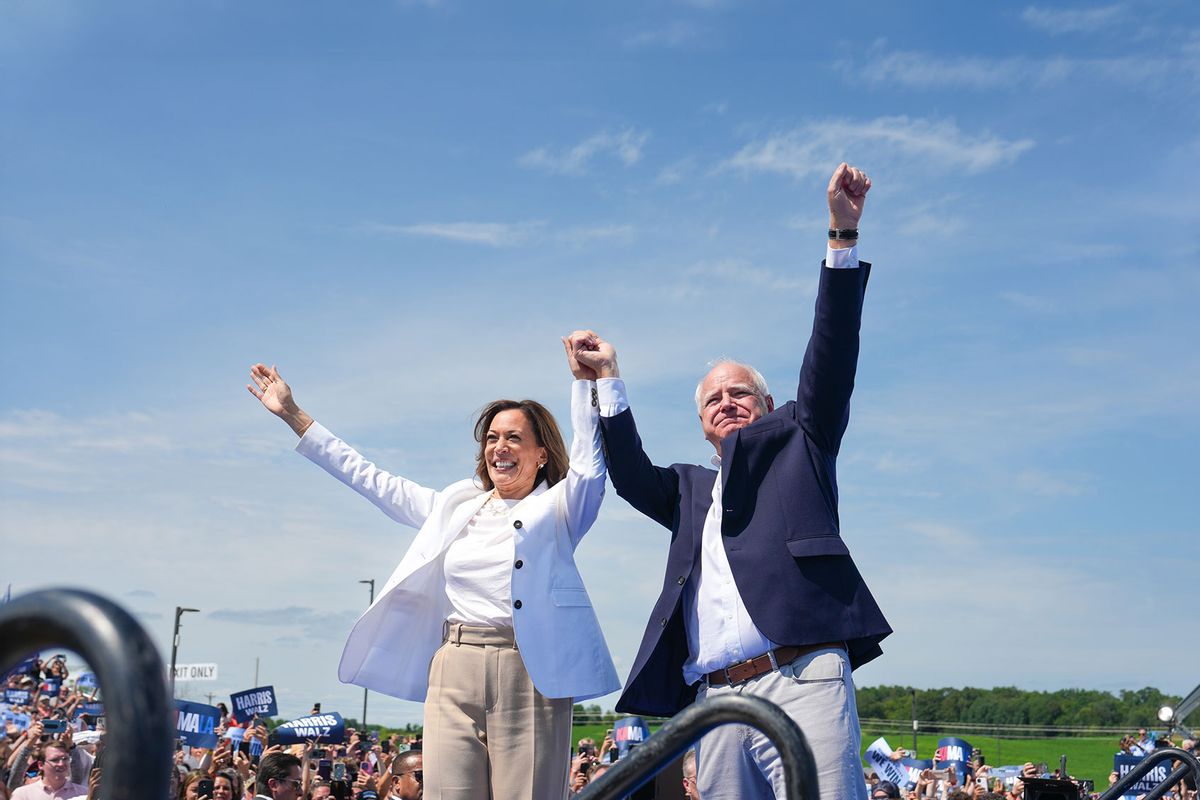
left=1097, top=747, right=1200, bottom=800
left=575, top=693, right=818, bottom=800
left=0, top=588, right=175, bottom=800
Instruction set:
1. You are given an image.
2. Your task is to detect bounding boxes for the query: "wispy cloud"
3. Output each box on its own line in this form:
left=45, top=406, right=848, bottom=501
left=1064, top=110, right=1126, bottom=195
left=354, top=220, right=545, bottom=247
left=623, top=21, right=699, bottom=49
left=843, top=47, right=1188, bottom=91
left=519, top=128, right=649, bottom=176
left=208, top=607, right=359, bottom=639
left=724, top=116, right=1033, bottom=178
left=1020, top=4, right=1125, bottom=35
left=1015, top=469, right=1092, bottom=497
left=354, top=220, right=634, bottom=248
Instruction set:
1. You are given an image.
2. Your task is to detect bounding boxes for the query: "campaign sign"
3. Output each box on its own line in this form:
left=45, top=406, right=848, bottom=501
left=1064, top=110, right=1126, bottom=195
left=223, top=726, right=246, bottom=744
left=4, top=689, right=32, bottom=706
left=1114, top=753, right=1169, bottom=797
left=39, top=678, right=62, bottom=697
left=75, top=672, right=98, bottom=690
left=612, top=716, right=651, bottom=758
left=2, top=656, right=39, bottom=681
left=272, top=712, right=346, bottom=744
left=231, top=685, right=278, bottom=722
left=76, top=702, right=105, bottom=719
left=899, top=758, right=933, bottom=787
left=935, top=737, right=972, bottom=781
left=865, top=737, right=915, bottom=789
left=5, top=712, right=33, bottom=732
left=175, top=699, right=220, bottom=748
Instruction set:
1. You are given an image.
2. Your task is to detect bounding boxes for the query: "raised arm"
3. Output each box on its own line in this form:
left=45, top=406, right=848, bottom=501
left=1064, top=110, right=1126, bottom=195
left=246, top=363, right=438, bottom=528
left=569, top=330, right=682, bottom=530
left=557, top=334, right=607, bottom=546
left=796, top=163, right=873, bottom=455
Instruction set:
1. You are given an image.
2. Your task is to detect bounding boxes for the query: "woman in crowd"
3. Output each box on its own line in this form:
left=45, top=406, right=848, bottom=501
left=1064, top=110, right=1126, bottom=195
left=246, top=336, right=619, bottom=799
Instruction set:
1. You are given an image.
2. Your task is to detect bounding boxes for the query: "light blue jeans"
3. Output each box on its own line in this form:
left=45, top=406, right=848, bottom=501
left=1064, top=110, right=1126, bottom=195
left=694, top=647, right=867, bottom=800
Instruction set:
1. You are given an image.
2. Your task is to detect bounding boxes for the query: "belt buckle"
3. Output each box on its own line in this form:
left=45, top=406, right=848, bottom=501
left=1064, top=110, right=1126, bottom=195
left=722, top=666, right=734, bottom=685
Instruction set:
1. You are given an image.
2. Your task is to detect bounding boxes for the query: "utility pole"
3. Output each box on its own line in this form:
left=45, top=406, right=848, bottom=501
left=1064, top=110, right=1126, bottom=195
left=359, top=579, right=375, bottom=727
left=911, top=688, right=918, bottom=755
left=169, top=607, right=200, bottom=697
left=254, top=657, right=259, bottom=686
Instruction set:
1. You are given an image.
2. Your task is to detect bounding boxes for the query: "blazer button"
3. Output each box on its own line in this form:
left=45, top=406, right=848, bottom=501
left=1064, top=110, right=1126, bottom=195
left=513, top=520, right=523, bottom=529
left=677, top=576, right=685, bottom=585
left=659, top=617, right=666, bottom=627
left=514, top=600, right=523, bottom=609
left=514, top=560, right=523, bottom=569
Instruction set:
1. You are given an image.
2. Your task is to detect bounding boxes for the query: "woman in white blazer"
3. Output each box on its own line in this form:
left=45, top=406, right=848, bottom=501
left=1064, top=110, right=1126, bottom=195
left=246, top=340, right=619, bottom=800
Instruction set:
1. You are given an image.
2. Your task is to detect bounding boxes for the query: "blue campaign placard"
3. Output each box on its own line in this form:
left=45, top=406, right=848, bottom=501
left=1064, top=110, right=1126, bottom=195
left=935, top=737, right=972, bottom=781
left=75, top=702, right=105, bottom=719
left=230, top=685, right=278, bottom=722
left=6, top=712, right=32, bottom=732
left=1114, top=753, right=1171, bottom=797
left=175, top=699, right=220, bottom=748
left=899, top=758, right=934, bottom=787
left=612, top=716, right=651, bottom=757
left=75, top=672, right=98, bottom=690
left=3, top=689, right=32, bottom=706
left=272, top=712, right=346, bottom=744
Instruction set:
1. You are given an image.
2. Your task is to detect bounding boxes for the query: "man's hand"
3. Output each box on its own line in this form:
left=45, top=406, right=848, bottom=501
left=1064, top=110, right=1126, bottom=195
left=827, top=162, right=871, bottom=236
left=564, top=330, right=619, bottom=379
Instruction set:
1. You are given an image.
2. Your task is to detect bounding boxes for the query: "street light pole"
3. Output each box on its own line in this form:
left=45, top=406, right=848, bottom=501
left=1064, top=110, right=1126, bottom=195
left=169, top=607, right=200, bottom=697
left=358, top=580, right=375, bottom=727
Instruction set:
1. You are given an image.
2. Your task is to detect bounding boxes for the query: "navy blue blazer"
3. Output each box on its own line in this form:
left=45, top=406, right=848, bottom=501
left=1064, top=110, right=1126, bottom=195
left=600, top=260, right=892, bottom=718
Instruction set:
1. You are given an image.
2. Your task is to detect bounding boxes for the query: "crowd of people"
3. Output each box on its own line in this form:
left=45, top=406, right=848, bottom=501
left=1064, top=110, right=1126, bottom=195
left=3, top=655, right=1198, bottom=800
left=862, top=734, right=1198, bottom=800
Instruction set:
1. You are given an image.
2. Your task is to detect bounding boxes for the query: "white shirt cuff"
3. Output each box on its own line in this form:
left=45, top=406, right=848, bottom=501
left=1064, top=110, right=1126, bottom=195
left=595, top=378, right=629, bottom=417
left=825, top=243, right=859, bottom=269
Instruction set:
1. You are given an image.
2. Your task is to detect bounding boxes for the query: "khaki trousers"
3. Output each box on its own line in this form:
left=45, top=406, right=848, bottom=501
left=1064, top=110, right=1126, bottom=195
left=424, top=623, right=573, bottom=800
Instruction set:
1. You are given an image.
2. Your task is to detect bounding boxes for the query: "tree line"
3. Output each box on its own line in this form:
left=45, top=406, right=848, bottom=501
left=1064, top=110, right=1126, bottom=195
left=856, top=686, right=1182, bottom=729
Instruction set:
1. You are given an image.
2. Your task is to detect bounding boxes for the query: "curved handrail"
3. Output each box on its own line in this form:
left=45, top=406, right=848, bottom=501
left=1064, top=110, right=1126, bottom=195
left=574, top=693, right=818, bottom=800
left=1098, top=747, right=1200, bottom=800
left=0, top=588, right=175, bottom=800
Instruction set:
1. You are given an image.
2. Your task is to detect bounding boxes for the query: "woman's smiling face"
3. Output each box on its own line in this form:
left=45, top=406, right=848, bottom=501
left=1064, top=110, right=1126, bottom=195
left=484, top=408, right=547, bottom=500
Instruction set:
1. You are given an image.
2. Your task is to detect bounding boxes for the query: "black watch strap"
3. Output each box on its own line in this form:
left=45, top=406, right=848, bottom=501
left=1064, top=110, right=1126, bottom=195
left=828, top=228, right=859, bottom=240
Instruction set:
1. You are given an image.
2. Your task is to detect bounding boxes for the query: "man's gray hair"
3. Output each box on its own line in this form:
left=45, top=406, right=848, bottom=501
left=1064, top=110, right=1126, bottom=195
left=694, top=359, right=770, bottom=414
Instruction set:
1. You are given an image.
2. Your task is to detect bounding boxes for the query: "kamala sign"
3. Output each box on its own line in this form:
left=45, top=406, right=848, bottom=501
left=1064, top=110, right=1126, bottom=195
left=172, top=663, right=218, bottom=681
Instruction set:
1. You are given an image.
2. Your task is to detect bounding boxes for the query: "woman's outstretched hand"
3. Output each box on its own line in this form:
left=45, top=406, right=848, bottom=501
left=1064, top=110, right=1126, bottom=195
left=247, top=363, right=314, bottom=437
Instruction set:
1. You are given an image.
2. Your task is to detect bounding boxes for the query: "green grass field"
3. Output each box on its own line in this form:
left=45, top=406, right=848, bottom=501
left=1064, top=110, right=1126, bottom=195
left=570, top=724, right=1121, bottom=786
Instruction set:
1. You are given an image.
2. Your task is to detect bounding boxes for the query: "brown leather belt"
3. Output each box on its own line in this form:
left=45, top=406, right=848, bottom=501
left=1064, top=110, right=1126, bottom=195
left=704, top=642, right=845, bottom=686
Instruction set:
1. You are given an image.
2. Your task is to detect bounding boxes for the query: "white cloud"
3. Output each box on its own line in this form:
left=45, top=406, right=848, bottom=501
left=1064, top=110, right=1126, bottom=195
left=623, top=21, right=699, bottom=49
left=724, top=116, right=1034, bottom=178
left=847, top=47, right=1186, bottom=90
left=519, top=128, right=649, bottom=176
left=1020, top=4, right=1125, bottom=35
left=354, top=220, right=544, bottom=247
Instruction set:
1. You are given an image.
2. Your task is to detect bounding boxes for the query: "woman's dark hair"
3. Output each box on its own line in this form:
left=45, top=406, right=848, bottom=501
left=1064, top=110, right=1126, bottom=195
left=214, top=768, right=243, bottom=798
left=473, top=400, right=569, bottom=491
left=179, top=769, right=208, bottom=800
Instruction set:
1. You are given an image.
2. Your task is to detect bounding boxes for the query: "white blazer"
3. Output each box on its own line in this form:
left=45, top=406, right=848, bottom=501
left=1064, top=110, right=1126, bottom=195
left=295, top=380, right=621, bottom=702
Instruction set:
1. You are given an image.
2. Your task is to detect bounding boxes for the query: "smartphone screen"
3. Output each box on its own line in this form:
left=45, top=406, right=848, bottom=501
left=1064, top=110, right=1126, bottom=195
left=332, top=761, right=346, bottom=781
left=318, top=759, right=332, bottom=780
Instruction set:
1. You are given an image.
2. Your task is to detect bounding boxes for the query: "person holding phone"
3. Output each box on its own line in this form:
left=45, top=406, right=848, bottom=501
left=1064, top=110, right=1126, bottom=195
left=247, top=337, right=620, bottom=799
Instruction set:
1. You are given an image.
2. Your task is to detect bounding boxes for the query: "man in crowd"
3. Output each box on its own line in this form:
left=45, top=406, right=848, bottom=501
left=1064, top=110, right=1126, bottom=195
left=12, top=738, right=87, bottom=799
left=569, top=161, right=890, bottom=800
left=871, top=780, right=900, bottom=800
left=388, top=750, right=423, bottom=800
left=253, top=751, right=303, bottom=800
left=682, top=749, right=700, bottom=800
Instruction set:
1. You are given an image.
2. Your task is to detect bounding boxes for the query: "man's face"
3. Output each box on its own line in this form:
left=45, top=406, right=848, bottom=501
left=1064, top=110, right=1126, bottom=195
left=41, top=745, right=71, bottom=787
left=391, top=753, right=423, bottom=800
left=270, top=765, right=303, bottom=800
left=682, top=764, right=699, bottom=800
left=697, top=363, right=773, bottom=451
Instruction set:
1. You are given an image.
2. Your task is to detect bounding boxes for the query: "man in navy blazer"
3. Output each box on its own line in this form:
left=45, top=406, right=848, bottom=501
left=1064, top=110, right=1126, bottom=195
left=567, top=163, right=891, bottom=800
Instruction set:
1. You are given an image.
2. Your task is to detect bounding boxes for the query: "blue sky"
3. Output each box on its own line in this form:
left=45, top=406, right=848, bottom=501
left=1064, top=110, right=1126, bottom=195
left=2, top=0, right=1197, bottom=727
